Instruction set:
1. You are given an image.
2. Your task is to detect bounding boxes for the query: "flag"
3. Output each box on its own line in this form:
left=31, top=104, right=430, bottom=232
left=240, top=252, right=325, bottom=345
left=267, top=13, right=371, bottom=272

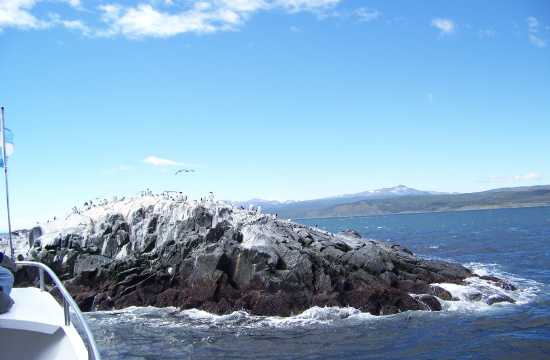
left=0, top=128, right=14, bottom=168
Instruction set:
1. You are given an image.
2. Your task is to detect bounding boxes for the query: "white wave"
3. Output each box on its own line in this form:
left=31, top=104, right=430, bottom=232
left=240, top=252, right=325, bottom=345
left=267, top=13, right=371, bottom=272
left=434, top=262, right=542, bottom=314
left=264, top=307, right=367, bottom=327
left=88, top=262, right=542, bottom=330
left=173, top=306, right=370, bottom=329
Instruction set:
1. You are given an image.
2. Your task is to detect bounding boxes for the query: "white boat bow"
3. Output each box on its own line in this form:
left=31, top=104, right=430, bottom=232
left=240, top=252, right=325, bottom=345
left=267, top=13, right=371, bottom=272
left=0, top=261, right=101, bottom=360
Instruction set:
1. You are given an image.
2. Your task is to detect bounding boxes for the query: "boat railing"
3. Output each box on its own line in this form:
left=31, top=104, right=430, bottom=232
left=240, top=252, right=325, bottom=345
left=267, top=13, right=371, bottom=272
left=15, top=260, right=102, bottom=360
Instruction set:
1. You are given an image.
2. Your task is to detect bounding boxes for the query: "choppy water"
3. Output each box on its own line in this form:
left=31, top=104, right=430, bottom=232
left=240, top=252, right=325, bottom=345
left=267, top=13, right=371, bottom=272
left=87, top=207, right=550, bottom=359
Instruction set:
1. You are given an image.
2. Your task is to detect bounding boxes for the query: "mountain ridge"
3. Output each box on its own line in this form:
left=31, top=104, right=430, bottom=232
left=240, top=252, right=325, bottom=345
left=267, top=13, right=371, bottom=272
left=238, top=185, right=550, bottom=219
left=234, top=185, right=450, bottom=213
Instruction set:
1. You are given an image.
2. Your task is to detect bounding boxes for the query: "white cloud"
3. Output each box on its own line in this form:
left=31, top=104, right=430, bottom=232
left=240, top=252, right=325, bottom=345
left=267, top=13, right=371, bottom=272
left=222, top=0, right=267, bottom=12
left=98, top=4, right=231, bottom=38
left=60, top=19, right=90, bottom=34
left=527, top=16, right=547, bottom=48
left=529, top=33, right=547, bottom=48
left=0, top=0, right=343, bottom=38
left=527, top=16, right=539, bottom=32
left=431, top=18, right=455, bottom=35
left=354, top=7, right=380, bottom=22
left=143, top=155, right=185, bottom=167
left=488, top=172, right=543, bottom=183
left=97, top=0, right=341, bottom=38
left=0, top=0, right=48, bottom=30
left=0, top=0, right=85, bottom=32
left=66, top=0, right=81, bottom=8
left=275, top=0, right=340, bottom=12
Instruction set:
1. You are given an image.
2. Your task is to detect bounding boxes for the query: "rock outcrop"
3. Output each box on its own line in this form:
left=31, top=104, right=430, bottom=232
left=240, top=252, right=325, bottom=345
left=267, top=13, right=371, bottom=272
left=15, top=196, right=504, bottom=316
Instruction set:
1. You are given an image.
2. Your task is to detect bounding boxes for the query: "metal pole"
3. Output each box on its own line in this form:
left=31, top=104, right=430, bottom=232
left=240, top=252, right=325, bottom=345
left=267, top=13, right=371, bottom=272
left=64, top=299, right=71, bottom=326
left=0, top=107, right=15, bottom=260
left=39, top=268, right=45, bottom=291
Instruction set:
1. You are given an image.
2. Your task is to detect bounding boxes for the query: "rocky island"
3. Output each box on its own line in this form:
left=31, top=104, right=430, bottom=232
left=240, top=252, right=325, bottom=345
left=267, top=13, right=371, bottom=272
left=14, top=195, right=515, bottom=316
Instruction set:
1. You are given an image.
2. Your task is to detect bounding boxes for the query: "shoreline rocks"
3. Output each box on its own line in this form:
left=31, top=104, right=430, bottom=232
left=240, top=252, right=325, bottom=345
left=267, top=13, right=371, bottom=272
left=14, top=196, right=511, bottom=316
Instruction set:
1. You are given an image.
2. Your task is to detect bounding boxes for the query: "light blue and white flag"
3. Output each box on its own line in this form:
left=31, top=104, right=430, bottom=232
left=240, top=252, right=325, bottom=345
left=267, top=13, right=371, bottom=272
left=0, top=128, right=14, bottom=168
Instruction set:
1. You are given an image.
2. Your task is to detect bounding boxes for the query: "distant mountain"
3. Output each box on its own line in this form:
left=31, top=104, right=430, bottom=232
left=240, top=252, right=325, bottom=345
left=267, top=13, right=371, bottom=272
left=336, top=185, right=448, bottom=199
left=237, top=185, right=452, bottom=218
left=231, top=198, right=296, bottom=209
left=270, top=185, right=550, bottom=219
left=234, top=185, right=550, bottom=219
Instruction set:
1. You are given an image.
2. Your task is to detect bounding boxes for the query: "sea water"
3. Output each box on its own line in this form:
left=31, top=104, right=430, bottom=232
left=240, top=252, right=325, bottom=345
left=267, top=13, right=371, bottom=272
left=87, top=207, right=550, bottom=359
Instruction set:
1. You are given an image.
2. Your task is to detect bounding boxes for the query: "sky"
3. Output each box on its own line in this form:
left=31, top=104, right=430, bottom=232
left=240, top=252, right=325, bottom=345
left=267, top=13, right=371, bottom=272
left=0, top=0, right=549, bottom=228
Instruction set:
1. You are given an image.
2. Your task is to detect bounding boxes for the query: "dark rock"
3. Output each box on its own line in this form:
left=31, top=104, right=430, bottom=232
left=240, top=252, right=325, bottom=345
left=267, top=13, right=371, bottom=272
left=379, top=271, right=397, bottom=287
left=415, top=294, right=442, bottom=311
left=101, top=235, right=119, bottom=258
left=479, top=275, right=517, bottom=291
left=16, top=198, right=501, bottom=317
left=429, top=286, right=454, bottom=301
left=28, top=226, right=43, bottom=248
left=417, top=260, right=472, bottom=283
left=73, top=254, right=113, bottom=275
left=486, top=294, right=516, bottom=305
left=466, top=292, right=483, bottom=301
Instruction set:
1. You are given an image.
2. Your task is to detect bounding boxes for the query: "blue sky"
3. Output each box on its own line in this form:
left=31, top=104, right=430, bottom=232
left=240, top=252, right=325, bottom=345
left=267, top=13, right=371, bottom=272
left=0, top=0, right=549, bottom=228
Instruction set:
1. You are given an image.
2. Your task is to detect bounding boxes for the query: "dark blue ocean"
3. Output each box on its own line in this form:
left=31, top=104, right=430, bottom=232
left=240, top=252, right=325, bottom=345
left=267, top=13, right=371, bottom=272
left=87, top=207, right=550, bottom=359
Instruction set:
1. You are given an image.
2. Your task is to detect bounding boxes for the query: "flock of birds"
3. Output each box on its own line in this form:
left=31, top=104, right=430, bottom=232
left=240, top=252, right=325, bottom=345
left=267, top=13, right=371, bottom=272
left=40, top=167, right=281, bottom=226
left=62, top=168, right=197, bottom=217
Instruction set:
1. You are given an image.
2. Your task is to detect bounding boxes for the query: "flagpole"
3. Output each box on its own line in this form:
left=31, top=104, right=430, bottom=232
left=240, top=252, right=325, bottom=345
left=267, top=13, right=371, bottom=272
left=1, top=107, right=14, bottom=260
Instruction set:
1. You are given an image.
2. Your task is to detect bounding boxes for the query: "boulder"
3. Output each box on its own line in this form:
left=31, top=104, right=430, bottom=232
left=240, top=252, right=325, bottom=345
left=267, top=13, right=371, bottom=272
left=73, top=254, right=113, bottom=275
left=415, top=294, right=442, bottom=311
left=479, top=275, right=517, bottom=291
left=486, top=294, right=516, bottom=305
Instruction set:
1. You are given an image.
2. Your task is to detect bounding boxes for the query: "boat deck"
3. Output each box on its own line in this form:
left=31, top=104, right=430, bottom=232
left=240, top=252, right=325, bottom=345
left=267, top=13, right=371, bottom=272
left=0, top=287, right=90, bottom=359
left=0, top=287, right=64, bottom=334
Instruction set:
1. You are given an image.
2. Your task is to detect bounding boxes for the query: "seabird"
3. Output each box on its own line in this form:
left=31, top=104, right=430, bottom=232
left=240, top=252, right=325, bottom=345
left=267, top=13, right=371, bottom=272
left=175, top=169, right=195, bottom=175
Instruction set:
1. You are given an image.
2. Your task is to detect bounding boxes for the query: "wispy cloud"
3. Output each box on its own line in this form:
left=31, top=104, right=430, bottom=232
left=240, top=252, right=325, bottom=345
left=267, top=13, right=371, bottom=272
left=103, top=164, right=135, bottom=175
left=143, top=155, right=186, bottom=167
left=0, top=0, right=343, bottom=38
left=487, top=172, right=543, bottom=183
left=65, top=0, right=81, bottom=9
left=527, top=16, right=547, bottom=48
left=431, top=18, right=455, bottom=36
left=48, top=13, right=91, bottom=35
left=427, top=93, right=434, bottom=104
left=354, top=7, right=381, bottom=23
left=117, top=164, right=133, bottom=171
left=478, top=29, right=496, bottom=39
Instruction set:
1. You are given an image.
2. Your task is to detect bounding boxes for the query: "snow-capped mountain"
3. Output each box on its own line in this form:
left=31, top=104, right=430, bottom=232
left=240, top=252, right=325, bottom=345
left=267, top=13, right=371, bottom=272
left=236, top=185, right=451, bottom=218
left=241, top=185, right=447, bottom=206
left=338, top=185, right=448, bottom=199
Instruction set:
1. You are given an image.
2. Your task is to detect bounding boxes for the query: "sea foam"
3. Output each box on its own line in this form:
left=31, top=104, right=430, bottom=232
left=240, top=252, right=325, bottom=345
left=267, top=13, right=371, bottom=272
left=88, top=262, right=541, bottom=331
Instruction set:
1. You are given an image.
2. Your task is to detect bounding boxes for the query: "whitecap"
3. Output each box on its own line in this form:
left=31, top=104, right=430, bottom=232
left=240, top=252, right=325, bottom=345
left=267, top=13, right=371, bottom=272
left=88, top=262, right=542, bottom=331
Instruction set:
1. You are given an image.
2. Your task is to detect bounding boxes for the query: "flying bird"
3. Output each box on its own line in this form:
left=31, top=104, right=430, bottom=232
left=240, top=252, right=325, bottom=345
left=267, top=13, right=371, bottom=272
left=175, top=168, right=195, bottom=175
